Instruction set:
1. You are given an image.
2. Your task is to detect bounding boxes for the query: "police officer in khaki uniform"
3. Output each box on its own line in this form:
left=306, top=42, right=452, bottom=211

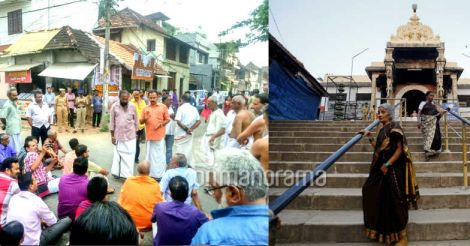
left=75, top=90, right=88, bottom=133
left=55, top=88, right=69, bottom=133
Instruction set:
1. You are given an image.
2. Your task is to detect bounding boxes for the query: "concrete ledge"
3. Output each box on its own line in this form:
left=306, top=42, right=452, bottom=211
left=276, top=209, right=470, bottom=242
left=269, top=187, right=470, bottom=210
left=269, top=161, right=462, bottom=173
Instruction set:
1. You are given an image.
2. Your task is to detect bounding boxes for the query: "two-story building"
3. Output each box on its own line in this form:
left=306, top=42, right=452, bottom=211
left=93, top=8, right=194, bottom=96
left=176, top=32, right=220, bottom=91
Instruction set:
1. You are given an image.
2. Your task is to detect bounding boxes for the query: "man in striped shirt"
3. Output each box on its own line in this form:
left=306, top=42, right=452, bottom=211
left=0, top=157, right=20, bottom=225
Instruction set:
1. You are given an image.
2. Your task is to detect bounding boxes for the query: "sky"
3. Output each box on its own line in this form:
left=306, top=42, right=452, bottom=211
left=269, top=0, right=470, bottom=78
left=118, top=0, right=268, bottom=67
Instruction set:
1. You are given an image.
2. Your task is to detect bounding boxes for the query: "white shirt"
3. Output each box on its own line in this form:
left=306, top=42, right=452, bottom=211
left=166, top=106, right=175, bottom=135
left=7, top=191, right=57, bottom=245
left=174, top=103, right=200, bottom=138
left=206, top=108, right=226, bottom=135
left=224, top=110, right=239, bottom=148
left=217, top=93, right=225, bottom=105
left=26, top=102, right=51, bottom=128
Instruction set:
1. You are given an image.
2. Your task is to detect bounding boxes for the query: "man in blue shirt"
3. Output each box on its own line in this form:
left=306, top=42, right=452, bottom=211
left=159, top=153, right=201, bottom=209
left=92, top=90, right=103, bottom=128
left=191, top=148, right=268, bottom=245
left=0, top=134, right=16, bottom=163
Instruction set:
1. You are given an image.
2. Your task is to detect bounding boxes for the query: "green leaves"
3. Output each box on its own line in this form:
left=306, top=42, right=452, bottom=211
left=218, top=0, right=268, bottom=47
left=98, top=0, right=121, bottom=23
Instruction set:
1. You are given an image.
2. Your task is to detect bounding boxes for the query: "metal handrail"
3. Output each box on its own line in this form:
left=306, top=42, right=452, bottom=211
left=269, top=101, right=403, bottom=217
left=446, top=108, right=470, bottom=188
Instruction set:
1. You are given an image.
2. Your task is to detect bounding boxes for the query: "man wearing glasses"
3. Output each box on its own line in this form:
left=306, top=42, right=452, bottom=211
left=191, top=148, right=268, bottom=245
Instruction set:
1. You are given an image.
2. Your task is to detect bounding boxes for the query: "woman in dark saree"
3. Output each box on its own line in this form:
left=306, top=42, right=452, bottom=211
left=418, top=91, right=446, bottom=161
left=361, top=104, right=419, bottom=245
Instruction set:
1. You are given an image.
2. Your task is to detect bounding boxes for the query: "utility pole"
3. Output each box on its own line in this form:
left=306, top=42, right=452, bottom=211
left=103, top=0, right=111, bottom=115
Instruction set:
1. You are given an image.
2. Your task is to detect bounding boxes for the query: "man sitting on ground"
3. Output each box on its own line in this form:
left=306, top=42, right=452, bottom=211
left=159, top=153, right=201, bottom=209
left=152, top=176, right=208, bottom=246
left=75, top=176, right=108, bottom=219
left=0, top=133, right=16, bottom=163
left=70, top=201, right=139, bottom=245
left=43, top=129, right=67, bottom=169
left=0, top=157, right=20, bottom=225
left=7, top=172, right=72, bottom=245
left=118, top=160, right=165, bottom=231
left=23, top=138, right=59, bottom=197
left=58, top=156, right=89, bottom=220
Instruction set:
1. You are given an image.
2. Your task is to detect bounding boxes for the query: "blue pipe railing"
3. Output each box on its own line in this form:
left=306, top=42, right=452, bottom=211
left=269, top=101, right=403, bottom=217
left=447, top=108, right=470, bottom=125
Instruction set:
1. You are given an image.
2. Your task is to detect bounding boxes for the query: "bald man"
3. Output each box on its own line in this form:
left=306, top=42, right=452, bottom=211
left=118, top=160, right=165, bottom=231
left=228, top=95, right=255, bottom=148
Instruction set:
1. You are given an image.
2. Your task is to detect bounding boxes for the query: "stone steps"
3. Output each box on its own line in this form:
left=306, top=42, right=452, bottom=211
left=270, top=151, right=468, bottom=162
left=276, top=209, right=470, bottom=243
left=270, top=127, right=460, bottom=131
left=270, top=143, right=464, bottom=152
left=269, top=161, right=464, bottom=173
left=269, top=131, right=461, bottom=138
left=271, top=120, right=470, bottom=243
left=269, top=172, right=469, bottom=188
left=277, top=242, right=470, bottom=246
left=269, top=136, right=470, bottom=144
left=269, top=187, right=470, bottom=210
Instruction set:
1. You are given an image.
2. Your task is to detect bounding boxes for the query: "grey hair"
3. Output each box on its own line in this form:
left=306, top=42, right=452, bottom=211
left=213, top=148, right=267, bottom=201
left=47, top=128, right=57, bottom=137
left=174, top=153, right=188, bottom=167
left=379, top=103, right=394, bottom=120
left=232, top=95, right=246, bottom=106
left=208, top=95, right=218, bottom=103
left=6, top=87, right=17, bottom=98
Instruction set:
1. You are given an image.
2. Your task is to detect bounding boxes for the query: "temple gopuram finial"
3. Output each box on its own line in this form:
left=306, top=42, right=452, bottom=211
left=412, top=3, right=417, bottom=13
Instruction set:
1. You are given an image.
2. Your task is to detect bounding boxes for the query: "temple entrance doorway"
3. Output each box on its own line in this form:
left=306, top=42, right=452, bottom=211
left=402, top=90, right=426, bottom=116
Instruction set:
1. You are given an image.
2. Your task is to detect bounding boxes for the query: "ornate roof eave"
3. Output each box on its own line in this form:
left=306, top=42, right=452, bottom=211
left=388, top=6, right=441, bottom=47
left=365, top=63, right=385, bottom=79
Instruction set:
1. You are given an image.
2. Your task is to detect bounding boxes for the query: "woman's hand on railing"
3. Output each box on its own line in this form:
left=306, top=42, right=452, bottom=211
left=357, top=130, right=371, bottom=137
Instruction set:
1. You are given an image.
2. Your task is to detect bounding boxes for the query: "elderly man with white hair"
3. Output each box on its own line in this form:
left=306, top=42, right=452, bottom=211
left=226, top=95, right=255, bottom=149
left=199, top=95, right=226, bottom=166
left=191, top=148, right=268, bottom=245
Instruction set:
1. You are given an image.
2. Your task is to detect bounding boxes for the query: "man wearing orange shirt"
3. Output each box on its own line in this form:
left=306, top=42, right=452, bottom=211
left=118, top=161, right=165, bottom=231
left=140, top=90, right=170, bottom=180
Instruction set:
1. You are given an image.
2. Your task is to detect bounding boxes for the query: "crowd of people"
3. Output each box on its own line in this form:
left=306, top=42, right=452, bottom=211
left=0, top=85, right=269, bottom=245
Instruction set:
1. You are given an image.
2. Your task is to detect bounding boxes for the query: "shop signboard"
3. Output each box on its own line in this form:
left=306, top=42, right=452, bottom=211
left=5, top=70, right=32, bottom=83
left=131, top=53, right=155, bottom=81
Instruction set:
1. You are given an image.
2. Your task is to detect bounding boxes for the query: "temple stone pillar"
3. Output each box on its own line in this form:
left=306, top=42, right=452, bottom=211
left=385, top=48, right=394, bottom=104
left=451, top=74, right=458, bottom=102
left=370, top=73, right=378, bottom=107
left=436, top=47, right=445, bottom=102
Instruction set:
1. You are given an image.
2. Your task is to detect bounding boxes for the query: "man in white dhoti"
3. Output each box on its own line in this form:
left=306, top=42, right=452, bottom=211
left=140, top=90, right=170, bottom=179
left=0, top=88, right=22, bottom=154
left=110, top=90, right=138, bottom=179
left=174, top=94, right=201, bottom=163
left=201, top=96, right=226, bottom=166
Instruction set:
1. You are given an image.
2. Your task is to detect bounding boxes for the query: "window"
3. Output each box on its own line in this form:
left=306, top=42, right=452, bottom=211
left=198, top=52, right=203, bottom=63
left=165, top=40, right=176, bottom=61
left=147, top=39, right=156, bottom=52
left=8, top=9, right=22, bottom=35
left=179, top=46, right=188, bottom=64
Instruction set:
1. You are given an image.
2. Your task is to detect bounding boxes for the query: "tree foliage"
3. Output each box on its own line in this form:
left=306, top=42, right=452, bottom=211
left=98, top=0, right=121, bottom=23
left=219, top=0, right=268, bottom=47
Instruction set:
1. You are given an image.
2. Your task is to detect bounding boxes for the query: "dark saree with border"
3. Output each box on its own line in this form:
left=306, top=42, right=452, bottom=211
left=362, top=122, right=420, bottom=244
